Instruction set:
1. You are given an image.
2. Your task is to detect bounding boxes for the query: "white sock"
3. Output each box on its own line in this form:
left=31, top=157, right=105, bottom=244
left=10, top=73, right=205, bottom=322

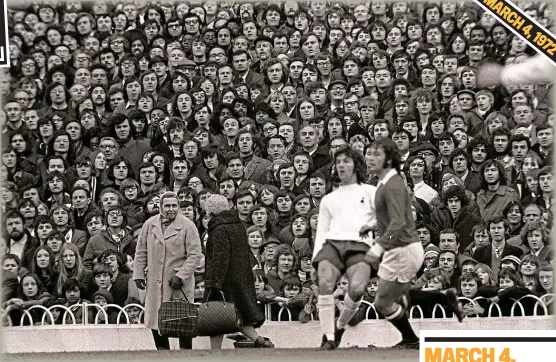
left=337, top=293, right=362, bottom=330
left=318, top=295, right=335, bottom=341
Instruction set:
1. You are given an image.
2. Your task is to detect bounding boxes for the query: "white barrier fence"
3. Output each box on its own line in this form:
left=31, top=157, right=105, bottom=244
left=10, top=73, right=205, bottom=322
left=3, top=293, right=553, bottom=326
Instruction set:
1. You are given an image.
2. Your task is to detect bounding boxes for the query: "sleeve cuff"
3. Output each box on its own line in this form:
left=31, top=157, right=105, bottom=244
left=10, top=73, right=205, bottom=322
left=370, top=242, right=385, bottom=257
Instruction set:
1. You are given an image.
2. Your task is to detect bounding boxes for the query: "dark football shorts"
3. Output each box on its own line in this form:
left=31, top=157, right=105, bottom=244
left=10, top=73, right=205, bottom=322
left=312, top=239, right=370, bottom=274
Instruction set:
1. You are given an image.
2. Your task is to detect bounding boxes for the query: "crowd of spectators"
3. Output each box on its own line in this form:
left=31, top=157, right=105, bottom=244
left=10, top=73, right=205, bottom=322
left=1, top=0, right=554, bottom=328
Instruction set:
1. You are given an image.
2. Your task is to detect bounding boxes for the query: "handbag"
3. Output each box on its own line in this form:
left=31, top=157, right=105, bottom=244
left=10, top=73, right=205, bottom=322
left=197, top=290, right=243, bottom=336
left=158, top=289, right=198, bottom=338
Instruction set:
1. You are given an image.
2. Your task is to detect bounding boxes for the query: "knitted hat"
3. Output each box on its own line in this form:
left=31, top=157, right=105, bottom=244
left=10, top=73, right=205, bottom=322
left=500, top=255, right=521, bottom=268
left=424, top=244, right=440, bottom=259
left=204, top=194, right=230, bottom=216
left=92, top=289, right=114, bottom=305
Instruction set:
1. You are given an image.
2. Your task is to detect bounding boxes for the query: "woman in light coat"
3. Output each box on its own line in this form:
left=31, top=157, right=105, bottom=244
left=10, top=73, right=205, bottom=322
left=133, top=192, right=203, bottom=350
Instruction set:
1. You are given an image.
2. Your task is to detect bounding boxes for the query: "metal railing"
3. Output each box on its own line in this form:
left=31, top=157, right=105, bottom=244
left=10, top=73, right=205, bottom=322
left=3, top=294, right=553, bottom=325
left=2, top=303, right=145, bottom=326
left=260, top=293, right=554, bottom=321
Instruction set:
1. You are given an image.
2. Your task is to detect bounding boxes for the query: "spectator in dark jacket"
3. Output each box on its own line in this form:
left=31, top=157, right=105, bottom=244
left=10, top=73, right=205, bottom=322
left=203, top=194, right=274, bottom=349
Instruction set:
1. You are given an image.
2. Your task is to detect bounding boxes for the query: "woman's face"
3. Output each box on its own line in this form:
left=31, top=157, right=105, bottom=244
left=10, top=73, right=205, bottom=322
left=46, top=236, right=63, bottom=253
left=247, top=231, right=263, bottom=248
left=460, top=279, right=479, bottom=298
left=95, top=152, right=107, bottom=170
left=36, top=249, right=50, bottom=269
left=520, top=260, right=537, bottom=276
left=22, top=275, right=39, bottom=298
left=299, top=102, right=315, bottom=120
left=62, top=248, right=77, bottom=269
left=452, top=36, right=466, bottom=53
left=200, top=80, right=215, bottom=96
left=222, top=91, right=235, bottom=104
left=526, top=229, right=544, bottom=251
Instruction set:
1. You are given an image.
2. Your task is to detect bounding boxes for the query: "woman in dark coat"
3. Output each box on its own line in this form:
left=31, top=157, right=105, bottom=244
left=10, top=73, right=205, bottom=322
left=203, top=194, right=274, bottom=349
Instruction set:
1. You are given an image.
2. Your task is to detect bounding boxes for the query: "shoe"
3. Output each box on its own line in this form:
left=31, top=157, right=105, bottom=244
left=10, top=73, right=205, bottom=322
left=393, top=338, right=420, bottom=350
left=444, top=288, right=465, bottom=322
left=319, top=334, right=337, bottom=350
left=254, top=336, right=275, bottom=348
left=334, top=320, right=345, bottom=347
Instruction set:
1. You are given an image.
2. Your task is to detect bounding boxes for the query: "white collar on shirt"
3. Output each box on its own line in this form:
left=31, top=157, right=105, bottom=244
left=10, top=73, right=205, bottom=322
left=377, top=168, right=398, bottom=187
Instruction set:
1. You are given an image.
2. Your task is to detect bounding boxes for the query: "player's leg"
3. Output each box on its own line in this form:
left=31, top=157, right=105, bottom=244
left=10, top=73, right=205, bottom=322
left=374, top=279, right=419, bottom=345
left=317, top=259, right=342, bottom=349
left=334, top=261, right=372, bottom=347
left=373, top=243, right=424, bottom=347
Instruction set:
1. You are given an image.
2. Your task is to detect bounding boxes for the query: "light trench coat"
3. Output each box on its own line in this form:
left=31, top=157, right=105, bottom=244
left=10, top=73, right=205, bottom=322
left=133, top=214, right=202, bottom=330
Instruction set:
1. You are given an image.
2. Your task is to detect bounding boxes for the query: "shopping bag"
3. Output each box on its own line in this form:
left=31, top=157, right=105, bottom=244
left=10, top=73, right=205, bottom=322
left=158, top=289, right=198, bottom=338
left=197, top=290, right=243, bottom=336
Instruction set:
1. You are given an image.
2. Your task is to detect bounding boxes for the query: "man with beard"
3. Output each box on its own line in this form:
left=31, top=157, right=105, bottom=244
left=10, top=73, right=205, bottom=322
left=237, top=130, right=271, bottom=184
left=153, top=118, right=186, bottom=161
left=133, top=191, right=202, bottom=350
left=4, top=210, right=38, bottom=270
left=108, top=114, right=150, bottom=174
left=476, top=160, right=520, bottom=221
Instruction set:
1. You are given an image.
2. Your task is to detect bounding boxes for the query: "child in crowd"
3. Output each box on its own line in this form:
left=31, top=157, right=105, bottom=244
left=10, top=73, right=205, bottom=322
left=62, top=278, right=94, bottom=324
left=276, top=275, right=308, bottom=322
left=124, top=297, right=144, bottom=324
left=194, top=274, right=205, bottom=303
left=3, top=273, right=51, bottom=326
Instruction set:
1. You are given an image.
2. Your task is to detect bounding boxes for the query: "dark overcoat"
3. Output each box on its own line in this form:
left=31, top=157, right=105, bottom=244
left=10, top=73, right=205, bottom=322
left=204, top=210, right=265, bottom=328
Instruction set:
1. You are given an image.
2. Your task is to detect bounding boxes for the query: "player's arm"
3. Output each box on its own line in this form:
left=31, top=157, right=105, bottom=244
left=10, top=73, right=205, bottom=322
left=311, top=198, right=332, bottom=261
left=367, top=183, right=407, bottom=259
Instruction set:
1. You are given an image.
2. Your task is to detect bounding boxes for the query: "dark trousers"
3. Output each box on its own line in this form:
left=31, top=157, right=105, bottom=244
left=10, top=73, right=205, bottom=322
left=151, top=330, right=193, bottom=350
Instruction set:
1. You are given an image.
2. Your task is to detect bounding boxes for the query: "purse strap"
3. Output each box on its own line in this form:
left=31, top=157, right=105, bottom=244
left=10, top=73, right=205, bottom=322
left=171, top=288, right=190, bottom=302
left=206, top=289, right=227, bottom=305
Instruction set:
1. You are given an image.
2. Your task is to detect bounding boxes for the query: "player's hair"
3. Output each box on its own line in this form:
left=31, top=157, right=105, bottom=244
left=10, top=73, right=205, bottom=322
left=333, top=145, right=367, bottom=184
left=370, top=138, right=402, bottom=173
